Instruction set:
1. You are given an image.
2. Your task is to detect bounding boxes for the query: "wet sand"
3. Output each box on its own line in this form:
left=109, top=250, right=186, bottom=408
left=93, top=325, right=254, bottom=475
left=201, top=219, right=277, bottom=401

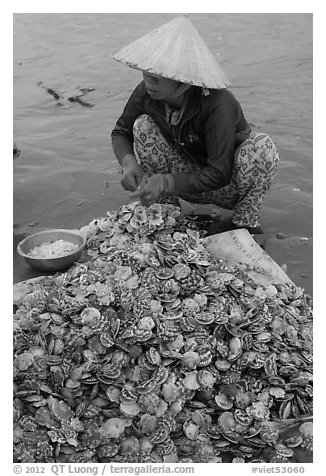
left=13, top=13, right=313, bottom=294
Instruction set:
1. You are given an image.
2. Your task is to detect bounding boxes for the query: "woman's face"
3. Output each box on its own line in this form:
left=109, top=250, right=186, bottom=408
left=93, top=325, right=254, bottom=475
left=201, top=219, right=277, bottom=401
left=142, top=72, right=180, bottom=100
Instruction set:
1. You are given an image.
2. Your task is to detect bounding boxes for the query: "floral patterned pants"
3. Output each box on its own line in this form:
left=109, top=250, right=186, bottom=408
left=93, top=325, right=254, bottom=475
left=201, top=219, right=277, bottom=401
left=133, top=114, right=279, bottom=227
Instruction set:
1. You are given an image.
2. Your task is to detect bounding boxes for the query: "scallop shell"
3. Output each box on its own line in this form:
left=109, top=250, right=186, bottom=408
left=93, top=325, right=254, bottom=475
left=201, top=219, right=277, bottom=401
left=120, top=386, right=138, bottom=404
left=14, top=352, right=34, bottom=371
left=278, top=365, right=298, bottom=377
left=215, top=392, right=233, bottom=410
left=194, top=312, right=215, bottom=326
left=215, top=338, right=229, bottom=358
left=274, top=443, right=294, bottom=458
left=34, top=407, right=58, bottom=428
left=299, top=421, right=313, bottom=439
left=120, top=436, right=141, bottom=456
left=218, top=411, right=236, bottom=433
left=264, top=353, right=277, bottom=377
left=139, top=414, right=158, bottom=434
left=101, top=362, right=122, bottom=379
left=155, top=268, right=175, bottom=280
left=183, top=372, right=200, bottom=390
left=136, top=378, right=157, bottom=395
left=133, top=329, right=153, bottom=342
left=182, top=351, right=199, bottom=370
left=251, top=341, right=270, bottom=353
left=160, top=278, right=179, bottom=294
left=138, top=394, right=160, bottom=415
left=183, top=421, right=200, bottom=440
left=196, top=370, right=216, bottom=389
left=233, top=408, right=253, bottom=426
left=224, top=323, right=242, bottom=337
left=156, top=438, right=176, bottom=457
left=157, top=293, right=178, bottom=303
left=161, top=382, right=179, bottom=404
left=234, top=391, right=252, bottom=410
left=173, top=263, right=191, bottom=280
left=164, top=298, right=182, bottom=311
left=268, top=376, right=286, bottom=388
left=179, top=315, right=198, bottom=332
left=156, top=240, right=175, bottom=251
left=47, top=396, right=73, bottom=422
left=193, top=411, right=211, bottom=431
left=213, top=439, right=231, bottom=449
left=146, top=347, right=162, bottom=366
left=214, top=359, right=232, bottom=371
left=246, top=402, right=270, bottom=421
left=97, top=442, right=119, bottom=459
left=259, top=424, right=279, bottom=444
left=99, top=330, right=115, bottom=349
left=269, top=387, right=286, bottom=399
left=149, top=421, right=170, bottom=444
left=162, top=310, right=182, bottom=322
left=102, top=417, right=126, bottom=438
left=81, top=374, right=99, bottom=386
left=120, top=402, right=141, bottom=417
left=197, top=348, right=213, bottom=367
left=283, top=435, right=303, bottom=448
left=255, top=331, right=272, bottom=343
left=153, top=366, right=169, bottom=385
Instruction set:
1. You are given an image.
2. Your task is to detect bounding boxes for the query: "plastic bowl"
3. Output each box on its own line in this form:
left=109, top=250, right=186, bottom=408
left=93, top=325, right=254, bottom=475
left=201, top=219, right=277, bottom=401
left=17, top=229, right=86, bottom=271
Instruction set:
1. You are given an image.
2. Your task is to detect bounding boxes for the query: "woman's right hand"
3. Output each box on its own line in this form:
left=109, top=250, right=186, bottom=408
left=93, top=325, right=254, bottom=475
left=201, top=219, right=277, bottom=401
left=120, top=155, right=144, bottom=191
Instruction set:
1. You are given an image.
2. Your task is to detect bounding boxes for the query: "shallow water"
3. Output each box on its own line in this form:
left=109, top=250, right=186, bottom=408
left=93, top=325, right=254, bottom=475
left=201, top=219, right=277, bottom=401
left=13, top=13, right=313, bottom=294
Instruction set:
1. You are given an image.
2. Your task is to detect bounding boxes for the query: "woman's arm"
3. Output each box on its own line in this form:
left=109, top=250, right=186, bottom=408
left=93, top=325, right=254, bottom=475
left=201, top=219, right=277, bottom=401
left=111, top=82, right=146, bottom=166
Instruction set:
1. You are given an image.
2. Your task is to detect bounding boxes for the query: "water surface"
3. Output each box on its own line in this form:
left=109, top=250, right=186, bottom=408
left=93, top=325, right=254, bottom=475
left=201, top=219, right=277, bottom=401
left=13, top=13, right=313, bottom=294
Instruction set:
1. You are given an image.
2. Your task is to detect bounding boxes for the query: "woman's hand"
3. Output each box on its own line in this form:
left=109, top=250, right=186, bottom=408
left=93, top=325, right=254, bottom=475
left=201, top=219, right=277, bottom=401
left=130, top=174, right=174, bottom=206
left=120, top=154, right=144, bottom=191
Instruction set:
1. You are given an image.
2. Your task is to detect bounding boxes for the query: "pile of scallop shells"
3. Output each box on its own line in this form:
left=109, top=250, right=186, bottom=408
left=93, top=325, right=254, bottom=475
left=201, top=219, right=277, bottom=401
left=13, top=202, right=313, bottom=463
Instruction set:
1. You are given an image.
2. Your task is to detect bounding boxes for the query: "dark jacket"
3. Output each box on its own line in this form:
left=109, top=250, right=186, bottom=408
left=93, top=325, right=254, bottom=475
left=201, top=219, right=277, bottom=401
left=111, top=81, right=251, bottom=195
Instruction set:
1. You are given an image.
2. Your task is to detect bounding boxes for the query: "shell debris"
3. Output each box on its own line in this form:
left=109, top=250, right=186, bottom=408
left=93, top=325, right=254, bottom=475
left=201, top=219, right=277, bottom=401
left=13, top=202, right=313, bottom=463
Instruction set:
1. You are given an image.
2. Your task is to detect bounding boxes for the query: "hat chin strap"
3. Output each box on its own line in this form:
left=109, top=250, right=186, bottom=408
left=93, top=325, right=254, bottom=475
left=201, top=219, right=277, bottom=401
left=165, top=82, right=192, bottom=106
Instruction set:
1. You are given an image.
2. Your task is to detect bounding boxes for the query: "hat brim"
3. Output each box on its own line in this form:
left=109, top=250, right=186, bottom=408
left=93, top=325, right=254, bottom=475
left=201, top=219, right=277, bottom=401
left=112, top=15, right=231, bottom=90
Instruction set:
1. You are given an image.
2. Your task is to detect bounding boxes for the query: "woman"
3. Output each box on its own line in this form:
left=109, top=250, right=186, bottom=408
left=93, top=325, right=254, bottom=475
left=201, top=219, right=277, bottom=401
left=111, top=15, right=279, bottom=234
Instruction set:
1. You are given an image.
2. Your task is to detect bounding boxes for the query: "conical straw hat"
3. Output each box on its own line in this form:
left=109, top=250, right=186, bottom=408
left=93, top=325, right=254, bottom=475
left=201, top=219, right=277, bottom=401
left=112, top=15, right=230, bottom=89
